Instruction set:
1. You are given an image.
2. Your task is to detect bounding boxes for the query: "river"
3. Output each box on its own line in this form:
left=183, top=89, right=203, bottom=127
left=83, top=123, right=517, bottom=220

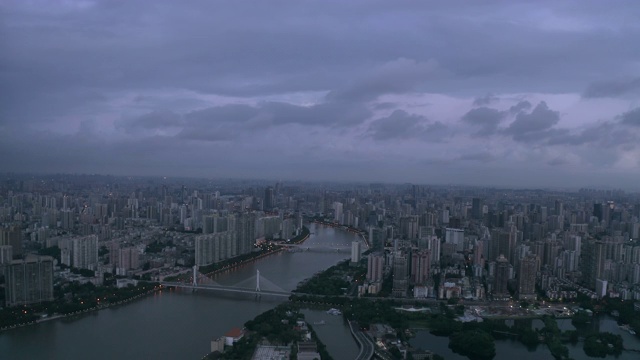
left=0, top=223, right=362, bottom=360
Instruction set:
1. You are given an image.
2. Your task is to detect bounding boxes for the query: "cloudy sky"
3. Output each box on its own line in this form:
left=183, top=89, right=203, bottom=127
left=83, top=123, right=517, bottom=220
left=2, top=1, right=640, bottom=189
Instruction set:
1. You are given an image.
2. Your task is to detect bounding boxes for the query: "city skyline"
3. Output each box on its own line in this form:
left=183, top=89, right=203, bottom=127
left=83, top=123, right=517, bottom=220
left=2, top=1, right=640, bottom=189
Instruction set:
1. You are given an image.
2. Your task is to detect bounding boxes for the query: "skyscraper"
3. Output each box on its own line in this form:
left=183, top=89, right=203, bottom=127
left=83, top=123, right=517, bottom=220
left=367, top=253, right=384, bottom=282
left=235, top=213, right=256, bottom=255
left=445, top=228, right=465, bottom=252
left=0, top=245, right=12, bottom=265
left=472, top=198, right=483, bottom=220
left=0, top=226, right=22, bottom=256
left=333, top=202, right=343, bottom=223
left=368, top=227, right=385, bottom=252
left=264, top=187, right=275, bottom=211
left=428, top=236, right=441, bottom=265
left=593, top=203, right=603, bottom=222
left=195, top=231, right=238, bottom=266
left=351, top=241, right=361, bottom=263
left=392, top=252, right=408, bottom=297
left=518, top=254, right=538, bottom=300
left=116, top=247, right=140, bottom=275
left=4, top=256, right=54, bottom=307
left=61, top=210, right=74, bottom=230
left=411, top=250, right=431, bottom=284
left=399, top=216, right=419, bottom=239
left=70, top=235, right=99, bottom=270
left=494, top=255, right=510, bottom=298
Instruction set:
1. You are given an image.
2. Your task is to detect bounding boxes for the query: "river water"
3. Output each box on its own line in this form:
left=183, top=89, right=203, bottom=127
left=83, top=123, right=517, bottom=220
left=0, top=224, right=361, bottom=360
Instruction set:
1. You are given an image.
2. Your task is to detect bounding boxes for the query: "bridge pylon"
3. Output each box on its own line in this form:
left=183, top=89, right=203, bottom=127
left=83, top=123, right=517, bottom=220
left=192, top=265, right=198, bottom=287
left=255, top=269, right=261, bottom=298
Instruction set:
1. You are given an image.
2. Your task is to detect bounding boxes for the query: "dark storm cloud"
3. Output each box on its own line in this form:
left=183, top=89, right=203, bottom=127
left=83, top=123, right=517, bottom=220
left=472, top=93, right=498, bottom=106
left=4, top=0, right=637, bottom=128
left=373, top=102, right=397, bottom=110
left=259, top=101, right=371, bottom=127
left=457, top=152, right=495, bottom=163
left=542, top=111, right=640, bottom=148
left=509, top=101, right=532, bottom=114
left=583, top=77, right=640, bottom=98
left=461, top=107, right=507, bottom=136
left=325, top=58, right=438, bottom=102
left=118, top=110, right=184, bottom=133
left=505, top=102, right=560, bottom=142
left=543, top=123, right=636, bottom=148
left=619, top=107, right=640, bottom=126
left=367, top=110, right=447, bottom=141
left=160, top=100, right=372, bottom=141
left=547, top=158, right=569, bottom=166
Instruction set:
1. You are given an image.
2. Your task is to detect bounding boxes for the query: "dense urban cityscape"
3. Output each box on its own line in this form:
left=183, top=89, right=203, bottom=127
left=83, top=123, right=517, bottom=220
left=1, top=173, right=640, bottom=359
left=3, top=1, right=640, bottom=359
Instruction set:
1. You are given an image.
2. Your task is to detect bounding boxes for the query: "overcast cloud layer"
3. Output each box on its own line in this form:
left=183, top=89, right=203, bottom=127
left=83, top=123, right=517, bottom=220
left=1, top=0, right=640, bottom=189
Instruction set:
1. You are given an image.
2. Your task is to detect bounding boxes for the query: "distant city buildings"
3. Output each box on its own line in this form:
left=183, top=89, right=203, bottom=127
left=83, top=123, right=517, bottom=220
left=1, top=174, right=640, bottom=305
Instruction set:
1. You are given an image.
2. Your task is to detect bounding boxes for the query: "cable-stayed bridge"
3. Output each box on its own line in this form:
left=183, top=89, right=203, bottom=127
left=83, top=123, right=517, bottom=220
left=161, top=267, right=291, bottom=297
left=283, top=243, right=352, bottom=253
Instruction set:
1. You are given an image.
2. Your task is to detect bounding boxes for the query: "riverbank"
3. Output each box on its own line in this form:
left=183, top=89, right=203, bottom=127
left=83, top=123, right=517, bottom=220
left=0, top=284, right=162, bottom=332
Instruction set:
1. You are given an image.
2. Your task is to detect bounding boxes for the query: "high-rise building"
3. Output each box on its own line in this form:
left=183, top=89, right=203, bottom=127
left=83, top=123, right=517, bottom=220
left=179, top=205, right=187, bottom=225
left=116, top=247, right=140, bottom=275
left=0, top=245, right=13, bottom=264
left=351, top=241, right=361, bottom=263
left=367, top=253, right=384, bottom=282
left=61, top=210, right=74, bottom=230
left=493, top=254, right=510, bottom=298
left=333, top=202, right=343, bottom=223
left=235, top=213, right=256, bottom=255
left=195, top=231, right=238, bottom=266
left=445, top=228, right=464, bottom=252
left=0, top=226, right=22, bottom=256
left=563, top=250, right=577, bottom=272
left=399, top=216, right=419, bottom=239
left=411, top=250, right=431, bottom=284
left=473, top=239, right=485, bottom=267
left=369, top=227, right=385, bottom=252
left=593, top=203, right=603, bottom=222
left=70, top=235, right=99, bottom=270
left=518, top=254, right=538, bottom=300
left=490, top=227, right=516, bottom=264
left=203, top=213, right=231, bottom=234
left=264, top=187, right=275, bottom=211
left=4, top=256, right=54, bottom=307
left=472, top=198, right=483, bottom=220
left=428, top=236, right=441, bottom=264
left=392, top=252, right=408, bottom=297
left=261, top=216, right=282, bottom=239
left=595, top=279, right=608, bottom=298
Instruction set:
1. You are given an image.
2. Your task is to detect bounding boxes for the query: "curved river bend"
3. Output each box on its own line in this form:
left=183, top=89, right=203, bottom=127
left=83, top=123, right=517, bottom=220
left=0, top=224, right=361, bottom=360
